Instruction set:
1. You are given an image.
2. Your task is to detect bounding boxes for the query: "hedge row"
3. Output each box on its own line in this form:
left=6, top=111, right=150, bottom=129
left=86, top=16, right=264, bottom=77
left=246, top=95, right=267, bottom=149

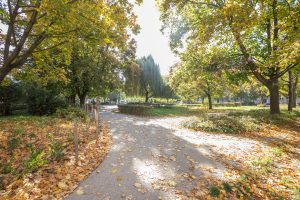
left=213, top=102, right=242, bottom=107
left=118, top=104, right=153, bottom=115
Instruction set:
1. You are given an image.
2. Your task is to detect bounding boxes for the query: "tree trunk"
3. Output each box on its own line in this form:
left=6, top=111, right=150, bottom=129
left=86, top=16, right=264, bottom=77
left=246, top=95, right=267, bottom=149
left=288, top=71, right=293, bottom=111
left=145, top=90, right=149, bottom=103
left=67, top=94, right=76, bottom=106
left=292, top=76, right=298, bottom=108
left=261, top=95, right=264, bottom=104
left=79, top=94, right=86, bottom=107
left=1, top=101, right=11, bottom=115
left=207, top=94, right=213, bottom=109
left=268, top=78, right=280, bottom=114
left=0, top=66, right=11, bottom=85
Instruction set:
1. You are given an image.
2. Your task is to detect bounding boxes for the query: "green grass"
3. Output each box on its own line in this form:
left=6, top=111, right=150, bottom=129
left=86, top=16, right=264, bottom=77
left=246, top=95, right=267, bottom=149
left=0, top=115, right=52, bottom=123
left=181, top=108, right=300, bottom=134
left=270, top=146, right=284, bottom=157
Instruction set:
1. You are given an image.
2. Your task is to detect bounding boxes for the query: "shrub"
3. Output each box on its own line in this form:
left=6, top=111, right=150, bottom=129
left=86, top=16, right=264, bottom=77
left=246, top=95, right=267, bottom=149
left=209, top=185, right=220, bottom=197
left=271, top=147, right=283, bottom=157
left=118, top=104, right=153, bottom=115
left=55, top=107, right=87, bottom=120
left=7, top=137, right=21, bottom=152
left=0, top=82, right=23, bottom=116
left=14, top=125, right=25, bottom=136
left=213, top=102, right=242, bottom=107
left=252, top=156, right=274, bottom=173
left=223, top=182, right=232, bottom=193
left=182, top=114, right=261, bottom=134
left=48, top=133, right=65, bottom=161
left=26, top=85, right=66, bottom=116
left=22, top=149, right=46, bottom=176
left=2, top=163, right=14, bottom=174
left=49, top=141, right=65, bottom=161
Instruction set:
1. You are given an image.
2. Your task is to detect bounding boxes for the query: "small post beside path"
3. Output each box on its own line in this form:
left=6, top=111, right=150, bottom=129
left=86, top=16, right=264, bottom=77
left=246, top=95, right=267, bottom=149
left=73, top=118, right=79, bottom=165
left=95, top=98, right=100, bottom=137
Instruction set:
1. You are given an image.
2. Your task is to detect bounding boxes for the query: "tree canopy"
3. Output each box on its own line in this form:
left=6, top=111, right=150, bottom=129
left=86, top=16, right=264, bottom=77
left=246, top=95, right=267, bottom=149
left=158, top=0, right=300, bottom=113
left=0, top=0, right=141, bottom=84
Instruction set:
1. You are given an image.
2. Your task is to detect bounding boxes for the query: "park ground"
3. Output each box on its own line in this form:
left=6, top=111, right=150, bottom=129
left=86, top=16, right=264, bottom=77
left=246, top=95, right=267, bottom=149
left=0, top=105, right=300, bottom=199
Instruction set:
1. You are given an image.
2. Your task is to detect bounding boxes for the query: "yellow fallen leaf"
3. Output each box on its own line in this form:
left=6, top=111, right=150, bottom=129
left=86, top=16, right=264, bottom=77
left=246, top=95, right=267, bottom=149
left=76, top=187, right=84, bottom=195
left=58, top=182, right=68, bottom=190
left=111, top=168, right=118, bottom=174
left=134, top=183, right=142, bottom=188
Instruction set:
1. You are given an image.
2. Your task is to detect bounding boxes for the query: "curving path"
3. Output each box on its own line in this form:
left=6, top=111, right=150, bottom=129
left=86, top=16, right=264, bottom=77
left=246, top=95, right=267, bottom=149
left=66, top=106, right=263, bottom=200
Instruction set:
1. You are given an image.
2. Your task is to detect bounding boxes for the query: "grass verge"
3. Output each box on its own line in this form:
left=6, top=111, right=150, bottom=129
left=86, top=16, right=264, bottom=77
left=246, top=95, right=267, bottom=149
left=181, top=109, right=300, bottom=134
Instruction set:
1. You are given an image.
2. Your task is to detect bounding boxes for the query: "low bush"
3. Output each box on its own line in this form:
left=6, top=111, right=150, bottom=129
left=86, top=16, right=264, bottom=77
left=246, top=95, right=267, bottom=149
left=209, top=185, right=220, bottom=197
left=118, top=104, right=153, bottom=115
left=213, top=102, right=242, bottom=107
left=7, top=137, right=21, bottom=152
left=2, top=163, right=14, bottom=174
left=252, top=156, right=274, bottom=173
left=22, top=149, right=46, bottom=176
left=182, top=114, right=261, bottom=134
left=55, top=107, right=87, bottom=120
left=48, top=133, right=65, bottom=161
left=26, top=85, right=66, bottom=116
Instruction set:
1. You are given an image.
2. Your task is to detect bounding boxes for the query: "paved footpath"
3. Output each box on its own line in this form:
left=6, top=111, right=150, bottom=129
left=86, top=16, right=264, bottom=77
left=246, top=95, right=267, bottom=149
left=66, top=106, right=261, bottom=200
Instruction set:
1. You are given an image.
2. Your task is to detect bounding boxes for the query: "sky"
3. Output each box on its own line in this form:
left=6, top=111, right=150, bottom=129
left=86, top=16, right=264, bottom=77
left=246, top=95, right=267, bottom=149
left=134, top=0, right=178, bottom=76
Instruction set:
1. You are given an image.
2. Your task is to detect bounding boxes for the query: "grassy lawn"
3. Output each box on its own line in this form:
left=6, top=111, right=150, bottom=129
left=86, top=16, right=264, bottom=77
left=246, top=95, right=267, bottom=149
left=0, top=114, right=111, bottom=199
left=145, top=104, right=273, bottom=117
left=182, top=108, right=300, bottom=133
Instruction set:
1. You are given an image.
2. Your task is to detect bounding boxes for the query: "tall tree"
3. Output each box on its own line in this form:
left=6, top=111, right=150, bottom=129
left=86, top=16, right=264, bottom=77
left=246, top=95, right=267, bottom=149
left=0, top=0, right=141, bottom=84
left=158, top=0, right=300, bottom=114
left=170, top=46, right=228, bottom=109
left=137, top=55, right=164, bottom=102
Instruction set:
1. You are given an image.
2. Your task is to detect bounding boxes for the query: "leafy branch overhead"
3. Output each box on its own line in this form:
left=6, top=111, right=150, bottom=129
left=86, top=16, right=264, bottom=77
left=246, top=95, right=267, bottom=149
left=0, top=0, right=141, bottom=84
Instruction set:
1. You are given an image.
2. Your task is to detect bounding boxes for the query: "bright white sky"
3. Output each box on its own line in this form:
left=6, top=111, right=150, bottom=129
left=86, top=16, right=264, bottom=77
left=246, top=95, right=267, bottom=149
left=134, top=0, right=178, bottom=76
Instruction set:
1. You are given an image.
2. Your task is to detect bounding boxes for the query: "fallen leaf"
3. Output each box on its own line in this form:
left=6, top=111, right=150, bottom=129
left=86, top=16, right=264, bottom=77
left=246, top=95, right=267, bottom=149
left=76, top=187, right=84, bottom=195
left=134, top=182, right=142, bottom=188
left=58, top=182, right=68, bottom=190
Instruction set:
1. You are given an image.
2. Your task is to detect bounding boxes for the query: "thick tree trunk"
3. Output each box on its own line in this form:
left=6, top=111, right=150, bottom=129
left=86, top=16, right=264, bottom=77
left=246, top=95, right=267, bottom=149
left=288, top=71, right=293, bottom=111
left=268, top=78, right=280, bottom=114
left=145, top=90, right=150, bottom=103
left=0, top=66, right=11, bottom=85
left=207, top=94, right=213, bottom=110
